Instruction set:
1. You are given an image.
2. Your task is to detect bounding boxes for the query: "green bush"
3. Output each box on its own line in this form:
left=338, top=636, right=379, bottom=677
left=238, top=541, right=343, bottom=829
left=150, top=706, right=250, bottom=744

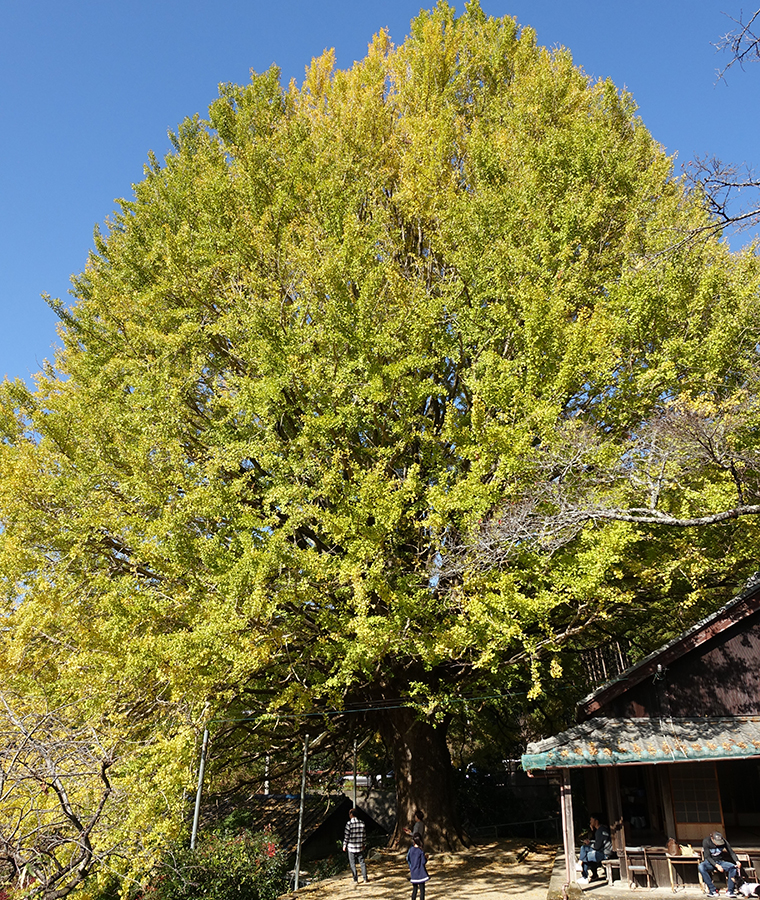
left=303, top=850, right=346, bottom=882
left=147, top=828, right=287, bottom=900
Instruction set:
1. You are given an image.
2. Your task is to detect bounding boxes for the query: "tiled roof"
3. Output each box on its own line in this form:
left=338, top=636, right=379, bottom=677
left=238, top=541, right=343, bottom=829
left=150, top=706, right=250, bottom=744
left=244, top=794, right=351, bottom=853
left=200, top=792, right=350, bottom=854
left=522, top=716, right=760, bottom=772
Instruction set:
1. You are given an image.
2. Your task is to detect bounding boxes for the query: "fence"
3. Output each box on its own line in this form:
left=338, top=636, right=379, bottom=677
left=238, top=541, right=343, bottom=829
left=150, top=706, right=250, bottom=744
left=468, top=816, right=561, bottom=841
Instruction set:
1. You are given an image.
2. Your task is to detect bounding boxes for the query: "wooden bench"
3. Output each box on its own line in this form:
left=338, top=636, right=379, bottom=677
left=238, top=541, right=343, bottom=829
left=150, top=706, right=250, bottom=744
left=601, top=858, right=620, bottom=885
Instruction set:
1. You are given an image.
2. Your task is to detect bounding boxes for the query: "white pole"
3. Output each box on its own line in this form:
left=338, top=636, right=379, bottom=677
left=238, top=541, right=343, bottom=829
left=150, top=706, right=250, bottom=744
left=190, top=727, right=210, bottom=850
left=294, top=734, right=310, bottom=891
left=353, top=738, right=357, bottom=808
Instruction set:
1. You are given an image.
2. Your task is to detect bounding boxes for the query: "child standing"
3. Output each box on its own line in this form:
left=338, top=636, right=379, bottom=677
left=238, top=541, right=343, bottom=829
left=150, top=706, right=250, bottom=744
left=407, top=833, right=430, bottom=900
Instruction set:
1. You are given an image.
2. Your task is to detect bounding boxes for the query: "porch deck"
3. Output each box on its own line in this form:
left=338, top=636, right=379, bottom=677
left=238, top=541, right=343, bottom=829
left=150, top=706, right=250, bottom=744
left=580, top=879, right=712, bottom=898
left=579, top=834, right=760, bottom=896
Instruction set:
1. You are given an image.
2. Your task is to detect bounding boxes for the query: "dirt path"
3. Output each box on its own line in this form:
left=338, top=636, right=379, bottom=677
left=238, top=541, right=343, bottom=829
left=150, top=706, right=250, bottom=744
left=282, top=840, right=557, bottom=900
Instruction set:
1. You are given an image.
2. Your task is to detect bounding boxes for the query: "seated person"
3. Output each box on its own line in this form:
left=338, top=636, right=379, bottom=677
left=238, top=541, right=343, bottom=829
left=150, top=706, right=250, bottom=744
left=578, top=813, right=613, bottom=884
left=699, top=831, right=741, bottom=897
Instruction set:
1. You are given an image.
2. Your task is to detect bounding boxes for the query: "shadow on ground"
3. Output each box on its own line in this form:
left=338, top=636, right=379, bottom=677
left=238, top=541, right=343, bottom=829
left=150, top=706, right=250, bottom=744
left=280, top=839, right=557, bottom=900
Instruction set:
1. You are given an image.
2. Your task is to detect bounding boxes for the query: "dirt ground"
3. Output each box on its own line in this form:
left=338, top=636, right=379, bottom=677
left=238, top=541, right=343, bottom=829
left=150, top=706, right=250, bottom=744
left=280, top=839, right=557, bottom=900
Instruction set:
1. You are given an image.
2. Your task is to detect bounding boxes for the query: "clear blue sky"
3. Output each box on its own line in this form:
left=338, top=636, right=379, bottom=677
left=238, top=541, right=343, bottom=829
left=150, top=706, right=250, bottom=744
left=2, top=1, right=758, bottom=384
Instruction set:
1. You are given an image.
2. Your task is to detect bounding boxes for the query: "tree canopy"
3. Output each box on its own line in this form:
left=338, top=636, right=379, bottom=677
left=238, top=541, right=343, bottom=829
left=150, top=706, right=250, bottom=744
left=1, top=0, right=760, bottom=873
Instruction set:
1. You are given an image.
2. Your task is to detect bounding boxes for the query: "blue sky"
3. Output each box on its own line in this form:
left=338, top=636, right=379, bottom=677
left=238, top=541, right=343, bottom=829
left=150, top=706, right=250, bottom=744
left=2, top=1, right=758, bottom=384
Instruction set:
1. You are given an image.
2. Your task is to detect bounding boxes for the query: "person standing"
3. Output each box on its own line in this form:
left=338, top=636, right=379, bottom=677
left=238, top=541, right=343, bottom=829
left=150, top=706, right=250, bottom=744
left=407, top=833, right=430, bottom=900
left=699, top=831, right=741, bottom=897
left=343, top=808, right=368, bottom=885
left=578, top=813, right=613, bottom=883
left=404, top=809, right=426, bottom=845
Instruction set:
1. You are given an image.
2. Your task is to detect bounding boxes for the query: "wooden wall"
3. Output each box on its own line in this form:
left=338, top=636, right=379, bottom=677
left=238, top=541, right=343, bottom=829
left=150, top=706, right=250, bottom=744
left=596, top=612, right=760, bottom=719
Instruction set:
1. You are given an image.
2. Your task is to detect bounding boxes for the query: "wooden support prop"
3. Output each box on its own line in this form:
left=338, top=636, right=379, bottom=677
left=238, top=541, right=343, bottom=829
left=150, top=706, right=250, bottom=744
left=604, top=767, right=625, bottom=853
left=560, top=769, right=576, bottom=884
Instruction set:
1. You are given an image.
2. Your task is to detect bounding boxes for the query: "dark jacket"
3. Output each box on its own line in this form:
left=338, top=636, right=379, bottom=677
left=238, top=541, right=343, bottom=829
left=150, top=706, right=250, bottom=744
left=702, top=836, right=739, bottom=867
left=407, top=845, right=429, bottom=883
left=592, top=824, right=613, bottom=858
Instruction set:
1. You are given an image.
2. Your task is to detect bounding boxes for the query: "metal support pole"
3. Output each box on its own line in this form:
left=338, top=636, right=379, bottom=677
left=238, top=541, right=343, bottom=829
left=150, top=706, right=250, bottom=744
left=294, top=734, right=309, bottom=891
left=264, top=754, right=270, bottom=795
left=352, top=737, right=357, bottom=808
left=190, top=727, right=209, bottom=850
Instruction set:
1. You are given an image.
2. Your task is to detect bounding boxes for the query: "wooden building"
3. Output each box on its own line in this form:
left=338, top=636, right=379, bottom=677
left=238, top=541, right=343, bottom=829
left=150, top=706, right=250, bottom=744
left=522, top=574, right=760, bottom=888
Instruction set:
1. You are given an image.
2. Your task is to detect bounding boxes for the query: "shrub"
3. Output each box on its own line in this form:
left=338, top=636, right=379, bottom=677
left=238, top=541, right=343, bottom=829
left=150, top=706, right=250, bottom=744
left=147, top=828, right=287, bottom=900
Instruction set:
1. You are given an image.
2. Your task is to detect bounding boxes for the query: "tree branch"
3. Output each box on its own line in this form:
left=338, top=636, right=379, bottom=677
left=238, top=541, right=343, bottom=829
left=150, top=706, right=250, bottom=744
left=716, top=7, right=760, bottom=78
left=0, top=695, right=118, bottom=900
left=438, top=397, right=760, bottom=579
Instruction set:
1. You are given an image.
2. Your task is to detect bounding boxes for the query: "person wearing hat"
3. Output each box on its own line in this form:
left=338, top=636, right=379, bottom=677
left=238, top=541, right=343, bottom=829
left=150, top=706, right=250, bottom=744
left=699, top=831, right=741, bottom=897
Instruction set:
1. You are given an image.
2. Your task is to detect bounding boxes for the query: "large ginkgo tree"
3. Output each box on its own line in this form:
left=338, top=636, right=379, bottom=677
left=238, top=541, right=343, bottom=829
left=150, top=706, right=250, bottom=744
left=2, top=0, right=760, bottom=865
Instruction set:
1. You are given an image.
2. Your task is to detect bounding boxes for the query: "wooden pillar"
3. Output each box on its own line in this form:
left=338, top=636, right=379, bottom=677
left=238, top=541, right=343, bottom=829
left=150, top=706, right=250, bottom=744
left=603, top=767, right=625, bottom=852
left=560, top=768, right=577, bottom=884
left=659, top=766, right=676, bottom=839
left=644, top=766, right=663, bottom=832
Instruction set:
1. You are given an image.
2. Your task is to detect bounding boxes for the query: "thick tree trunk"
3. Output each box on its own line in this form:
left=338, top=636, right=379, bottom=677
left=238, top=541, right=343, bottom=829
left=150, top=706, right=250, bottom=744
left=377, top=707, right=471, bottom=852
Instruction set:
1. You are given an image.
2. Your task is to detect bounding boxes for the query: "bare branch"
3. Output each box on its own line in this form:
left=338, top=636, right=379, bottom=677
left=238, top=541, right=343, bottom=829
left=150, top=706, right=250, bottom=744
left=716, top=7, right=760, bottom=78
left=684, top=156, right=760, bottom=237
left=674, top=9, right=760, bottom=241
left=438, top=397, right=760, bottom=580
left=0, top=694, right=119, bottom=900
